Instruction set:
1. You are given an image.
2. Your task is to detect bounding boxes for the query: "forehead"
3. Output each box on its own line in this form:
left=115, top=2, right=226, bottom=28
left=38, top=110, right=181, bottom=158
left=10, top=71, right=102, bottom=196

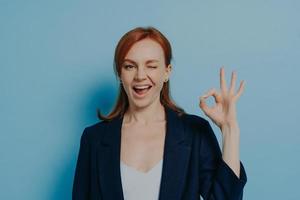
left=124, top=39, right=164, bottom=62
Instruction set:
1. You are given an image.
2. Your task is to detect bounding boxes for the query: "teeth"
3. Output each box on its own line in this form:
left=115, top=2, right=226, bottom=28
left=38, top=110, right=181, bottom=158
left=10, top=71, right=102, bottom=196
left=134, top=85, right=151, bottom=89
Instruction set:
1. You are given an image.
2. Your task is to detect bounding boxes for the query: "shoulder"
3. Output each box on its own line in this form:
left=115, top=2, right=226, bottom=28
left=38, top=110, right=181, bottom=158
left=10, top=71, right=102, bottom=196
left=180, top=112, right=211, bottom=131
left=79, top=120, right=111, bottom=143
left=178, top=112, right=217, bottom=145
left=180, top=112, right=220, bottom=152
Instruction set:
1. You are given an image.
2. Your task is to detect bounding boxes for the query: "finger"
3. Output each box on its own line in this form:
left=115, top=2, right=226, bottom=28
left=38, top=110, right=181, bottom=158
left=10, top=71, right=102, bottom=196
left=201, top=88, right=222, bottom=103
left=235, top=80, right=245, bottom=100
left=199, top=96, right=210, bottom=115
left=220, top=66, right=228, bottom=93
left=199, top=89, right=214, bottom=114
left=229, top=70, right=237, bottom=95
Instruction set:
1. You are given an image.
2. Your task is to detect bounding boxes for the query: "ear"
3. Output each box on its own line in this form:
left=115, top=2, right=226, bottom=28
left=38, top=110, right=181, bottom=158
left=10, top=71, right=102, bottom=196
left=165, top=64, right=172, bottom=79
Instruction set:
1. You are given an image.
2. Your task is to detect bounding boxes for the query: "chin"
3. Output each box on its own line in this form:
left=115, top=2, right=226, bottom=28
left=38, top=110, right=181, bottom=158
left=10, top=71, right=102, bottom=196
left=129, top=97, right=154, bottom=109
left=131, top=101, right=151, bottom=109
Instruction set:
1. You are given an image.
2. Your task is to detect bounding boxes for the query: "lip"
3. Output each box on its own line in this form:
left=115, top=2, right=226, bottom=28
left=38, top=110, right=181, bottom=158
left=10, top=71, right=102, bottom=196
left=132, top=85, right=152, bottom=98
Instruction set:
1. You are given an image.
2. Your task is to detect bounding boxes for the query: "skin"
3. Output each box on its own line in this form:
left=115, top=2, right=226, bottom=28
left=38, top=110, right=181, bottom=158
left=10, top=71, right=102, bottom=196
left=119, top=38, right=245, bottom=178
left=119, top=38, right=171, bottom=172
left=199, top=67, right=245, bottom=178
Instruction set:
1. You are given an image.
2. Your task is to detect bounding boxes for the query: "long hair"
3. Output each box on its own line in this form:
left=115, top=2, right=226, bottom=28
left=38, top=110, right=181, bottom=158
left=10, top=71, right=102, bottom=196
left=97, top=26, right=185, bottom=121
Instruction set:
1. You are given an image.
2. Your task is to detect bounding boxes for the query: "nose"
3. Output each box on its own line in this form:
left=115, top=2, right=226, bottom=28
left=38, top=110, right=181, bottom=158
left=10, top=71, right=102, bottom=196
left=134, top=66, right=147, bottom=81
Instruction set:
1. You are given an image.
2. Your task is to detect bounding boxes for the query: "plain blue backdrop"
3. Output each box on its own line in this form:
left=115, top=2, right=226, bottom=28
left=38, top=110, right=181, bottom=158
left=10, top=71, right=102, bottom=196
left=1, top=0, right=299, bottom=199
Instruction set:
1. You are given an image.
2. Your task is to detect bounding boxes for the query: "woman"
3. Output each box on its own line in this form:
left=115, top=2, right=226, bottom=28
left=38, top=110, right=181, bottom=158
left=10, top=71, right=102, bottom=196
left=72, top=26, right=247, bottom=200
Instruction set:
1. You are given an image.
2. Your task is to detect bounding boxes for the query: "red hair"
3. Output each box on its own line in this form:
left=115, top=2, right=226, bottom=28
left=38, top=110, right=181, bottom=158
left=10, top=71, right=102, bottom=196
left=97, top=26, right=185, bottom=121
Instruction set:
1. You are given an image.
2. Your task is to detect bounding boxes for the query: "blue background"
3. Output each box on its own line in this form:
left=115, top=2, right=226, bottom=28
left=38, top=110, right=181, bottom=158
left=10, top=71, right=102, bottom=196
left=1, top=0, right=299, bottom=199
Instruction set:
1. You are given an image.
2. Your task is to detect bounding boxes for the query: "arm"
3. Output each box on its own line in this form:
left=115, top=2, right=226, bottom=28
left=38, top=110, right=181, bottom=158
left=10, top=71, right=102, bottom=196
left=198, top=120, right=247, bottom=200
left=221, top=122, right=240, bottom=178
left=199, top=67, right=245, bottom=178
left=199, top=67, right=247, bottom=199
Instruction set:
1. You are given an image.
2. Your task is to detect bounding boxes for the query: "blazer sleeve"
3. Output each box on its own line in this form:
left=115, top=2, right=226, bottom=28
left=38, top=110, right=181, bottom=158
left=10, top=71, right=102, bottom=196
left=72, top=128, right=91, bottom=200
left=198, top=120, right=247, bottom=200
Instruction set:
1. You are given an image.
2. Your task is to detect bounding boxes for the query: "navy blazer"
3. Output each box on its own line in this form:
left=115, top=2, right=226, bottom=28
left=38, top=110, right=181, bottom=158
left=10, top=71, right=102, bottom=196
left=72, top=106, right=247, bottom=200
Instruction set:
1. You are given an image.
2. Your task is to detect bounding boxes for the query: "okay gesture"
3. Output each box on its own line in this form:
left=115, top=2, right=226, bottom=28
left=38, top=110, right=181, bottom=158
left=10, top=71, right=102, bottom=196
left=199, top=67, right=245, bottom=130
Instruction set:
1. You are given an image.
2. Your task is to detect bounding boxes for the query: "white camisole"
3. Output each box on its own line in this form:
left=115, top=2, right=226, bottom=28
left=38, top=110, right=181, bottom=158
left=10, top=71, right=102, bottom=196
left=120, top=159, right=163, bottom=200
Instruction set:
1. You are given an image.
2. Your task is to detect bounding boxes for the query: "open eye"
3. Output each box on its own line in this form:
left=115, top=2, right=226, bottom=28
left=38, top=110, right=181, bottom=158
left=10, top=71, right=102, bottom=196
left=124, top=64, right=135, bottom=69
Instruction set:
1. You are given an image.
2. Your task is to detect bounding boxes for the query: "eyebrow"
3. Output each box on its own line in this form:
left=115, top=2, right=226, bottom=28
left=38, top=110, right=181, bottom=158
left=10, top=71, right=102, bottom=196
left=123, top=59, right=159, bottom=65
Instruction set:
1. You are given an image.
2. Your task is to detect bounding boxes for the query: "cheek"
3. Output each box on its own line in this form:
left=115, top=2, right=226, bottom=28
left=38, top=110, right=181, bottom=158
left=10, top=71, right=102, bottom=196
left=120, top=78, right=131, bottom=94
left=122, top=82, right=131, bottom=94
left=149, top=70, right=165, bottom=83
left=120, top=72, right=133, bottom=85
left=151, top=75, right=165, bottom=91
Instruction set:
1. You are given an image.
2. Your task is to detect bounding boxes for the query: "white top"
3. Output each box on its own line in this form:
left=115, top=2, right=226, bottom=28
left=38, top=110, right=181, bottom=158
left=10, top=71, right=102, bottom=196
left=120, top=159, right=163, bottom=200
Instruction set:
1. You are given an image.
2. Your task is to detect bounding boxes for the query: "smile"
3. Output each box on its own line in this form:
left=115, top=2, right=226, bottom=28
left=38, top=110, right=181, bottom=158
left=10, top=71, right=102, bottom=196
left=132, top=85, right=152, bottom=98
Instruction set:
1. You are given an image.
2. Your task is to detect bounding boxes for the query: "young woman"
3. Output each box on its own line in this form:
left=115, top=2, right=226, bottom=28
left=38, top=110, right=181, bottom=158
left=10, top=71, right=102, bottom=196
left=72, top=26, right=247, bottom=200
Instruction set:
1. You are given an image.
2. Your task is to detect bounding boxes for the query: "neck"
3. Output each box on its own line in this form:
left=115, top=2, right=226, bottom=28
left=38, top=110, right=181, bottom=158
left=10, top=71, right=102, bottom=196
left=124, top=102, right=166, bottom=125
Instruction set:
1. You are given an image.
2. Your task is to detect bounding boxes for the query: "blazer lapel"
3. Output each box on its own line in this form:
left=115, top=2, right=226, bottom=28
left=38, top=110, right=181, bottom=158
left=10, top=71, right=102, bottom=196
left=158, top=107, right=191, bottom=200
left=96, top=106, right=191, bottom=200
left=97, top=116, right=124, bottom=199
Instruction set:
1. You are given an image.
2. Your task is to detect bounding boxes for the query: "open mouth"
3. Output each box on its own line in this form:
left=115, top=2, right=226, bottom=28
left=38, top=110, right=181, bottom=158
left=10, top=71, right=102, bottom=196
left=132, top=85, right=152, bottom=96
